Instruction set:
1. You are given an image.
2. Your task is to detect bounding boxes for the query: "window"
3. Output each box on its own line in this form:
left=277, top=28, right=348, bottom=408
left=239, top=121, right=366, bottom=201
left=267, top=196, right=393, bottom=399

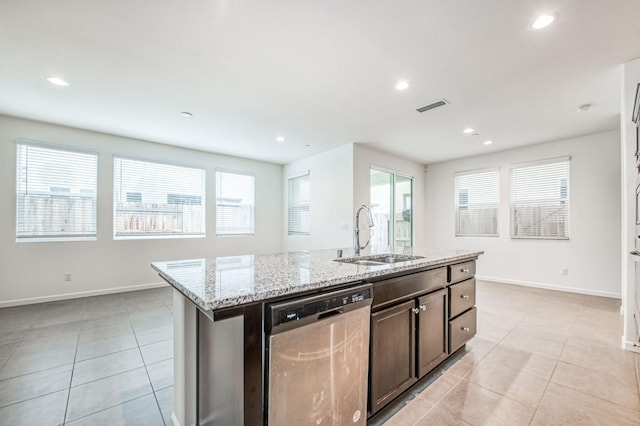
left=510, top=157, right=570, bottom=239
left=114, top=157, right=205, bottom=238
left=454, top=168, right=500, bottom=237
left=288, top=172, right=310, bottom=235
left=370, top=168, right=413, bottom=250
left=16, top=141, right=97, bottom=241
left=216, top=170, right=255, bottom=235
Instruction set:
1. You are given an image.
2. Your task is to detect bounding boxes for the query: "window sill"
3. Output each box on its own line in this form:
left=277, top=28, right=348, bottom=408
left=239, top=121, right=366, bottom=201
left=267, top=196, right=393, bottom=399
left=16, top=236, right=97, bottom=243
left=114, top=234, right=206, bottom=241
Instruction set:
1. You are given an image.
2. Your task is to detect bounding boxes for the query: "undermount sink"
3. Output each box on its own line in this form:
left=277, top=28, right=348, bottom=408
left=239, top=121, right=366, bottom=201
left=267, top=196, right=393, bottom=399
left=334, top=254, right=424, bottom=266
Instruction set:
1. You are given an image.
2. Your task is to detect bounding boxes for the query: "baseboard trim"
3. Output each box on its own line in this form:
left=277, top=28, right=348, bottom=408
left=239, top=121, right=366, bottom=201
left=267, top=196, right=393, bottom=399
left=0, top=282, right=169, bottom=308
left=171, top=412, right=180, bottom=426
left=475, top=275, right=622, bottom=299
left=622, top=337, right=640, bottom=353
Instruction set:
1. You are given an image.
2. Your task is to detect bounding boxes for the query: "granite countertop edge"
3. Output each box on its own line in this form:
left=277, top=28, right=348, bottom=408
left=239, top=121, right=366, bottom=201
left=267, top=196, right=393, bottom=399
left=151, top=249, right=483, bottom=312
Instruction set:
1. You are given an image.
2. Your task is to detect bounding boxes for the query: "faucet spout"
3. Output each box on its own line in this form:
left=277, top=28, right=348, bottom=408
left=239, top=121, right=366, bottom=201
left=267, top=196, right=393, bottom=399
left=354, top=204, right=375, bottom=256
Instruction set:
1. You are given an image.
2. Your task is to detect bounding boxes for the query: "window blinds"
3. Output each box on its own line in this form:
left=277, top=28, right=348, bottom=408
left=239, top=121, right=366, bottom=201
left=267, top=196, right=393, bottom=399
left=215, top=171, right=255, bottom=235
left=454, top=168, right=499, bottom=237
left=16, top=141, right=97, bottom=239
left=510, top=158, right=570, bottom=239
left=114, top=157, right=205, bottom=237
left=288, top=172, right=310, bottom=235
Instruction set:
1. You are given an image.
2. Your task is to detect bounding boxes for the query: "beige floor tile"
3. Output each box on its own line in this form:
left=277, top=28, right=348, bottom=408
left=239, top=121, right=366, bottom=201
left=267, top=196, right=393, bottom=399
left=532, top=382, right=640, bottom=426
left=566, top=322, right=621, bottom=348
left=481, top=344, right=558, bottom=380
left=550, top=361, right=640, bottom=412
left=475, top=321, right=511, bottom=343
left=466, top=336, right=497, bottom=353
left=445, top=349, right=488, bottom=379
left=500, top=330, right=565, bottom=359
left=468, top=357, right=548, bottom=408
left=581, top=295, right=621, bottom=312
left=560, top=343, right=637, bottom=389
left=414, top=372, right=461, bottom=407
left=437, top=380, right=535, bottom=426
left=384, top=397, right=432, bottom=426
left=510, top=322, right=571, bottom=346
left=414, top=405, right=471, bottom=425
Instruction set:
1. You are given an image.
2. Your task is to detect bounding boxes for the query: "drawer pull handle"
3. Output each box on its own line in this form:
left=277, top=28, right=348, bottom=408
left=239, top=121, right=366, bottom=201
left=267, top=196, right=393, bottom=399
left=461, top=327, right=471, bottom=333
left=412, top=308, right=420, bottom=314
left=420, top=305, right=427, bottom=311
left=460, top=294, right=470, bottom=299
left=460, top=268, right=470, bottom=273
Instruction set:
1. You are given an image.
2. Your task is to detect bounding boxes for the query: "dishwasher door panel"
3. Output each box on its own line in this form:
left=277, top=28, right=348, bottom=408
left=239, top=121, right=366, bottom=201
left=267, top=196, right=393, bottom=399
left=267, top=306, right=370, bottom=425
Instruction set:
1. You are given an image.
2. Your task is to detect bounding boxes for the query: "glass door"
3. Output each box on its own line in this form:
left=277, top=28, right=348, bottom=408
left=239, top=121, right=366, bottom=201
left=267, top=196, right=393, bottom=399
left=370, top=168, right=413, bottom=251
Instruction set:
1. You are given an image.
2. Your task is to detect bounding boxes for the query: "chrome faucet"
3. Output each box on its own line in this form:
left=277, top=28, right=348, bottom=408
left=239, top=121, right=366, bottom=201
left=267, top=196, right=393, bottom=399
left=354, top=204, right=374, bottom=256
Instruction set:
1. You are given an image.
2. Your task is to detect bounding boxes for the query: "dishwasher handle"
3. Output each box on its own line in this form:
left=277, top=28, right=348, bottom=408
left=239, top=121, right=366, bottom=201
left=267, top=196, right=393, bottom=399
left=317, top=308, right=343, bottom=321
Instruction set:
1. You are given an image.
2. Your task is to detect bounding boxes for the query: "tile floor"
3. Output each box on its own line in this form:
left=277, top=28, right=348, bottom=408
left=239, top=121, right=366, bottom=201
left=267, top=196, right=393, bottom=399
left=0, top=281, right=639, bottom=425
left=382, top=280, right=640, bottom=426
left=0, top=287, right=174, bottom=426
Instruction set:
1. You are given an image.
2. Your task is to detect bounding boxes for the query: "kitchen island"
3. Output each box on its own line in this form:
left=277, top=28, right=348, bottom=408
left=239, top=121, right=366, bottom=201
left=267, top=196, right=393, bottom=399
left=151, top=248, right=482, bottom=425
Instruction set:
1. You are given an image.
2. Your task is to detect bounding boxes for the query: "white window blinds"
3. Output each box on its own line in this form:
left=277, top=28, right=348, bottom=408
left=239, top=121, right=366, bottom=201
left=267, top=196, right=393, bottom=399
left=114, top=157, right=205, bottom=238
left=288, top=172, right=310, bottom=235
left=510, top=158, right=570, bottom=239
left=454, top=168, right=500, bottom=237
left=16, top=141, right=97, bottom=240
left=216, top=171, right=255, bottom=235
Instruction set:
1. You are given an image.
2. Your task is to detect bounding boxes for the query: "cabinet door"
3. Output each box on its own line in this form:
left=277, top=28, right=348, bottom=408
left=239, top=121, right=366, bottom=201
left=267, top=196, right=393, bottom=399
left=416, top=289, right=448, bottom=378
left=369, top=300, right=416, bottom=415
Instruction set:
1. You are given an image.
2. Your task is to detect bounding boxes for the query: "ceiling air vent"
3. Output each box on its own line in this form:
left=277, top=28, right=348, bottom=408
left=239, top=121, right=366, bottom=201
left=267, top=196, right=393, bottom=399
left=416, top=98, right=449, bottom=113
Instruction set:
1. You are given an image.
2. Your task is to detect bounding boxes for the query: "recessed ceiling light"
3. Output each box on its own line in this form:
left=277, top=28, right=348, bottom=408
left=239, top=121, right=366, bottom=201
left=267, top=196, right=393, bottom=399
left=46, top=76, right=70, bottom=87
left=483, top=140, right=493, bottom=146
left=395, top=80, right=410, bottom=91
left=276, top=136, right=285, bottom=143
left=463, top=128, right=475, bottom=134
left=181, top=112, right=193, bottom=118
left=531, top=14, right=556, bottom=30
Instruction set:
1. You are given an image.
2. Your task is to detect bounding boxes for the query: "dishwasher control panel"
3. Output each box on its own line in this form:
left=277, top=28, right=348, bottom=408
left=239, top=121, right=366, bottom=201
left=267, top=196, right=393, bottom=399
left=267, top=284, right=373, bottom=333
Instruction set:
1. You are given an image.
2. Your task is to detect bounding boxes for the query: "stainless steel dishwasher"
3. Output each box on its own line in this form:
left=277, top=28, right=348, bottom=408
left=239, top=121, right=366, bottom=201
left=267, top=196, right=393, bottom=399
left=266, top=283, right=373, bottom=425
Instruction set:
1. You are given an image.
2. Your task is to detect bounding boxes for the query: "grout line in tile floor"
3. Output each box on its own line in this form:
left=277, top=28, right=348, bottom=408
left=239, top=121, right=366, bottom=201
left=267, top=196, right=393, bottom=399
left=132, top=321, right=168, bottom=425
left=64, top=391, right=156, bottom=425
left=62, top=335, right=80, bottom=424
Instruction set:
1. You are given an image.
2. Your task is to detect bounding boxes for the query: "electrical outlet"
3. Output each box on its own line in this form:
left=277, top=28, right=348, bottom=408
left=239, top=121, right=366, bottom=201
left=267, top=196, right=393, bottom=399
left=561, top=268, right=568, bottom=276
left=64, top=273, right=72, bottom=282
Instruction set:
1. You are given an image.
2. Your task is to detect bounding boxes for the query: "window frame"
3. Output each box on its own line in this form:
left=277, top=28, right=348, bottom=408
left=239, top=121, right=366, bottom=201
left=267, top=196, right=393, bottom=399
left=288, top=171, right=310, bottom=236
left=454, top=166, right=500, bottom=238
left=510, top=156, right=570, bottom=240
left=215, top=168, right=255, bottom=236
left=15, top=139, right=98, bottom=243
left=113, top=155, right=206, bottom=240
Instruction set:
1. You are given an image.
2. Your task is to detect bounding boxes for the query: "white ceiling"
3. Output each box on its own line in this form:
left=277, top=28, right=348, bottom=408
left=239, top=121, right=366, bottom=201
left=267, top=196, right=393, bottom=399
left=0, top=0, right=639, bottom=165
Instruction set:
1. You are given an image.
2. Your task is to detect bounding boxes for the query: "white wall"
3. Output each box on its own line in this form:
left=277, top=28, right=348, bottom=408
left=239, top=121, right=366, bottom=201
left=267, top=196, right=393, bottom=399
left=353, top=144, right=428, bottom=250
left=282, top=144, right=354, bottom=251
left=0, top=115, right=283, bottom=306
left=425, top=130, right=621, bottom=298
left=621, top=57, right=640, bottom=350
left=282, top=143, right=428, bottom=253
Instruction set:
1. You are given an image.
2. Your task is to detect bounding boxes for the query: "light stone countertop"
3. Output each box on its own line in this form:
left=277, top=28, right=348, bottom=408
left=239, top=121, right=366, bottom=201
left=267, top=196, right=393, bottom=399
left=151, top=247, right=483, bottom=313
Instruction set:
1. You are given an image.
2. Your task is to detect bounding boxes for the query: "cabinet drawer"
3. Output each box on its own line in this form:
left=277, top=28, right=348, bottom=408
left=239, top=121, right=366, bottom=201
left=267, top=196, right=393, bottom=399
left=448, top=261, right=475, bottom=284
left=372, top=268, right=446, bottom=309
left=449, top=278, right=476, bottom=319
left=449, top=307, right=476, bottom=353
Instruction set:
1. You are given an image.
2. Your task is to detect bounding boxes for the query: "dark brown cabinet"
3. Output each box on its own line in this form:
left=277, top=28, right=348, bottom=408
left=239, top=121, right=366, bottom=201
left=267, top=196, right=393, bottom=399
left=368, top=260, right=478, bottom=419
left=369, top=268, right=450, bottom=416
left=417, top=288, right=448, bottom=377
left=369, top=300, right=416, bottom=414
left=447, top=262, right=478, bottom=353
